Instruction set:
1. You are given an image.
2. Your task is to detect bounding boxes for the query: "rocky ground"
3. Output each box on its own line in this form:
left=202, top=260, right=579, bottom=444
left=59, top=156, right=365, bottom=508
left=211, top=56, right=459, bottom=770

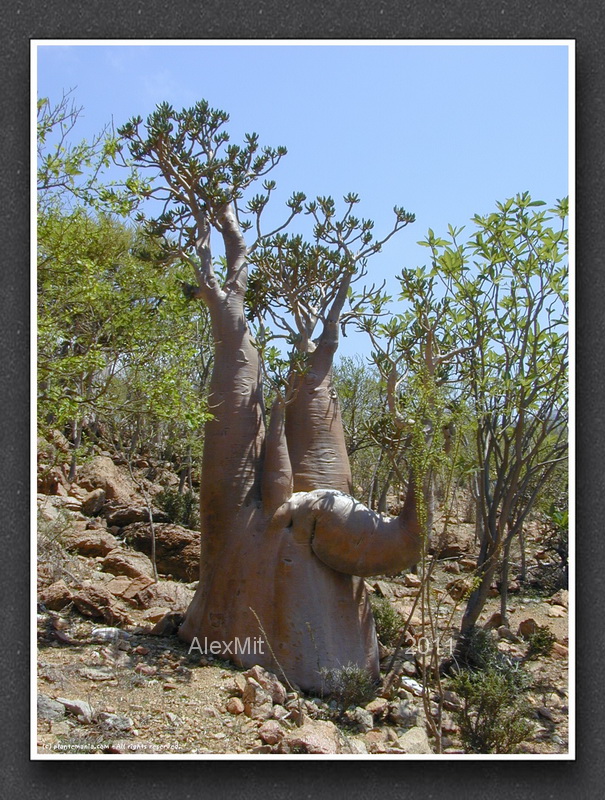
left=36, top=432, right=570, bottom=756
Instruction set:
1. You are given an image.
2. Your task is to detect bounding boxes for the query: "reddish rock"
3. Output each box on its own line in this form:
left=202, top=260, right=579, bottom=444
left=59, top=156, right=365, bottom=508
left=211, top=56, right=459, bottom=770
left=483, top=611, right=503, bottom=630
left=446, top=578, right=470, bottom=601
left=242, top=678, right=274, bottom=720
left=101, top=548, right=155, bottom=580
left=243, top=665, right=287, bottom=706
left=258, top=719, right=284, bottom=745
left=226, top=697, right=245, bottom=715
left=397, top=725, right=432, bottom=754
left=278, top=718, right=350, bottom=754
left=39, top=579, right=73, bottom=611
left=517, top=618, right=540, bottom=639
left=62, top=529, right=120, bottom=557
left=102, top=503, right=169, bottom=527
left=77, top=456, right=138, bottom=505
left=81, top=488, right=106, bottom=516
left=72, top=584, right=130, bottom=626
left=365, top=697, right=389, bottom=718
left=122, top=522, right=200, bottom=582
left=142, top=607, right=171, bottom=623
left=548, top=589, right=569, bottom=608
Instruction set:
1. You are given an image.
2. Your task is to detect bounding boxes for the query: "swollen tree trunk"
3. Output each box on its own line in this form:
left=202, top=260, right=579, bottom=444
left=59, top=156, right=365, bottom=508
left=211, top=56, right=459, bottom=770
left=179, top=207, right=421, bottom=693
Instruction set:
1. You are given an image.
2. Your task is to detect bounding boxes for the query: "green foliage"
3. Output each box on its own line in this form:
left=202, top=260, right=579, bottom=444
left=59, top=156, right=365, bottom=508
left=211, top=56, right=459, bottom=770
left=450, top=666, right=534, bottom=753
left=524, top=626, right=557, bottom=661
left=156, top=488, right=200, bottom=530
left=319, top=663, right=378, bottom=709
left=369, top=595, right=402, bottom=647
left=37, top=96, right=213, bottom=469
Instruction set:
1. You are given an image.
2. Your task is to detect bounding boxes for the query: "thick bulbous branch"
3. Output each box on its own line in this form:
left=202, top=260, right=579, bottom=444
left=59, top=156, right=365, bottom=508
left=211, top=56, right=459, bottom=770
left=261, top=398, right=293, bottom=516
left=270, top=486, right=421, bottom=577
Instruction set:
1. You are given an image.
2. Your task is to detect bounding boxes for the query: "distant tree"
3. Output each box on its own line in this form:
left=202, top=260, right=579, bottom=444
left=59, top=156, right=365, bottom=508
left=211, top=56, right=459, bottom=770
left=37, top=94, right=212, bottom=475
left=416, top=194, right=569, bottom=643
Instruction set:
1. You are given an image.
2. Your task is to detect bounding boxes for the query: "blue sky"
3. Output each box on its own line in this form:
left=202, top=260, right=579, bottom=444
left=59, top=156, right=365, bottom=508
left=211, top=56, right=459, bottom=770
left=35, top=41, right=571, bottom=359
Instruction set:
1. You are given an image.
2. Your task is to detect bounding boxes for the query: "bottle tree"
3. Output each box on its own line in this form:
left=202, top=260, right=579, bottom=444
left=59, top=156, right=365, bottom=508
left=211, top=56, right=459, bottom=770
left=118, top=101, right=420, bottom=692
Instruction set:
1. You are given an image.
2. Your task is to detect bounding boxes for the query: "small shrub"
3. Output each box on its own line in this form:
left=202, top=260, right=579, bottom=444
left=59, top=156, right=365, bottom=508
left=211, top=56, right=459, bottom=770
left=523, top=625, right=557, bottom=661
left=37, top=509, right=78, bottom=584
left=370, top=595, right=402, bottom=646
left=450, top=667, right=534, bottom=754
left=319, top=663, right=377, bottom=709
left=156, top=488, right=199, bottom=530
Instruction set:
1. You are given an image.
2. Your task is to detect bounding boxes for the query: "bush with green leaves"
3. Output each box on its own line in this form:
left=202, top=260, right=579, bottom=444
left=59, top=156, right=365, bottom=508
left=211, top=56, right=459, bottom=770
left=319, top=663, right=377, bottom=709
left=450, top=666, right=534, bottom=754
left=523, top=625, right=557, bottom=662
left=156, top=488, right=200, bottom=530
left=369, top=595, right=402, bottom=647
left=448, top=626, right=534, bottom=753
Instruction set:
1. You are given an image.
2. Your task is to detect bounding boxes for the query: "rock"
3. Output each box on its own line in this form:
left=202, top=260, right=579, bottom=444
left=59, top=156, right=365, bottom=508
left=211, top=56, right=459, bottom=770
left=122, top=522, right=200, bottom=582
left=100, top=548, right=155, bottom=580
left=399, top=677, right=425, bottom=697
left=258, top=719, right=285, bottom=745
left=548, top=589, right=569, bottom=608
left=442, top=690, right=462, bottom=711
left=483, top=611, right=503, bottom=630
left=372, top=580, right=395, bottom=598
left=37, top=494, right=87, bottom=522
left=389, top=699, right=420, bottom=727
left=39, top=579, right=73, bottom=611
left=459, top=557, right=478, bottom=571
left=278, top=718, right=351, bottom=754
left=72, top=584, right=130, bottom=626
left=364, top=728, right=389, bottom=752
left=365, top=697, right=389, bottom=718
left=120, top=575, right=157, bottom=607
left=78, top=667, right=115, bottom=682
left=552, top=641, right=569, bottom=658
left=403, top=573, right=422, bottom=588
left=537, top=706, right=556, bottom=722
left=81, top=488, right=107, bottom=516
left=346, top=738, right=368, bottom=754
left=446, top=578, right=470, bottom=601
left=77, top=456, right=138, bottom=505
left=143, top=607, right=172, bottom=624
left=444, top=562, right=461, bottom=574
left=91, top=626, right=131, bottom=642
left=37, top=694, right=66, bottom=721
left=497, top=625, right=522, bottom=643
left=223, top=673, right=248, bottom=697
left=62, top=529, right=120, bottom=557
left=97, top=712, right=134, bottom=730
left=103, top=503, right=170, bottom=527
left=38, top=465, right=70, bottom=495
left=351, top=706, right=373, bottom=732
left=149, top=611, right=185, bottom=635
left=398, top=725, right=433, bottom=754
left=432, top=524, right=475, bottom=559
left=226, top=697, right=245, bottom=715
left=104, top=575, right=136, bottom=599
left=517, top=618, right=540, bottom=638
left=272, top=704, right=289, bottom=720
left=144, top=580, right=194, bottom=613
left=547, top=605, right=566, bottom=618
left=243, top=665, right=288, bottom=706
left=50, top=721, right=71, bottom=736
left=56, top=697, right=93, bottom=724
left=242, top=677, right=274, bottom=720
